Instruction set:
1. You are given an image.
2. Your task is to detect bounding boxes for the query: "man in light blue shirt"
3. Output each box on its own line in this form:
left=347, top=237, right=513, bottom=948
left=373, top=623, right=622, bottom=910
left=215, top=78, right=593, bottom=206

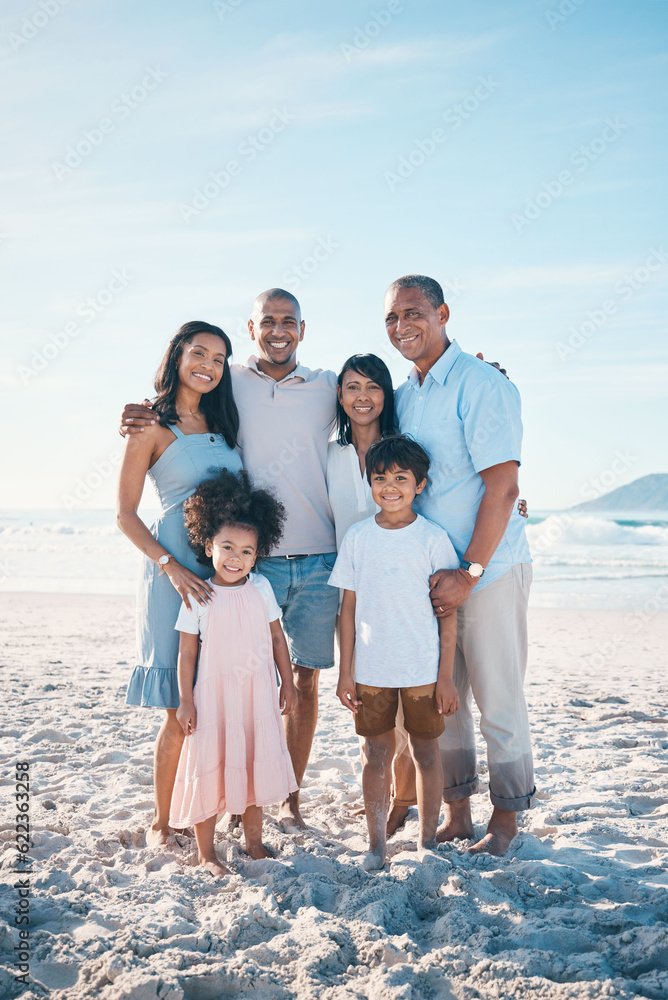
left=389, top=274, right=535, bottom=856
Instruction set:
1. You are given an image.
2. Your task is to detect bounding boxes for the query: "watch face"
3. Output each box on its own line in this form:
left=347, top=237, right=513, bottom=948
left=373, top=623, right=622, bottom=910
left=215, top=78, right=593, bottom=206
left=469, top=563, right=484, bottom=578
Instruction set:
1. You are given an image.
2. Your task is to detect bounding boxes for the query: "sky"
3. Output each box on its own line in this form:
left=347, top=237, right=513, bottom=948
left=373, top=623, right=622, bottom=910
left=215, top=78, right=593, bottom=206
left=1, top=0, right=667, bottom=512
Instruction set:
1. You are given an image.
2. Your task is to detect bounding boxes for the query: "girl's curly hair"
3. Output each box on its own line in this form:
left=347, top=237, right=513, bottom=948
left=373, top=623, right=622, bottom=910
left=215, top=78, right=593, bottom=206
left=183, top=469, right=286, bottom=565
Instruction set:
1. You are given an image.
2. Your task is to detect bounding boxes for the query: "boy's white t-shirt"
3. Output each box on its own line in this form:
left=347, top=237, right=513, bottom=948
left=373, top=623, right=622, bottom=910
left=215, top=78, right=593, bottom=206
left=328, top=513, right=459, bottom=688
left=175, top=571, right=281, bottom=637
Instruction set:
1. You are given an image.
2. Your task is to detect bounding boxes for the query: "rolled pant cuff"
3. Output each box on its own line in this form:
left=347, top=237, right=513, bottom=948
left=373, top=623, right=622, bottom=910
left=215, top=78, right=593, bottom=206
left=392, top=796, right=417, bottom=809
left=442, top=776, right=479, bottom=802
left=489, top=785, right=537, bottom=812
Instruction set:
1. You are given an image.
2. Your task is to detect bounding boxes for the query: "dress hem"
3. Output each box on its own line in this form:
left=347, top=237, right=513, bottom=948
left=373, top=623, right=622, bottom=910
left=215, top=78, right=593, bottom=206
left=125, top=665, right=180, bottom=710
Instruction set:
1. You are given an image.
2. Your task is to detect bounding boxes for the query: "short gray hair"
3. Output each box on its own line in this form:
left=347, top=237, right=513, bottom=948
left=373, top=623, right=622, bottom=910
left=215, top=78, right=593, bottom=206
left=386, top=274, right=445, bottom=310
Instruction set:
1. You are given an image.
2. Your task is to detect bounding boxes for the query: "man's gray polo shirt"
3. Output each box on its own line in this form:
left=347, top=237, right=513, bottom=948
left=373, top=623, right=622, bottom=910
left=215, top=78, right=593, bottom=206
left=231, top=357, right=337, bottom=557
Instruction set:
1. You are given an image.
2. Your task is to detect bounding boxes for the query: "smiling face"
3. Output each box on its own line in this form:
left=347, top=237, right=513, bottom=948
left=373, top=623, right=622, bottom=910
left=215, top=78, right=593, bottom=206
left=249, top=295, right=304, bottom=370
left=177, top=333, right=227, bottom=393
left=369, top=464, right=426, bottom=518
left=205, top=523, right=258, bottom=587
left=384, top=286, right=450, bottom=372
left=337, top=368, right=385, bottom=430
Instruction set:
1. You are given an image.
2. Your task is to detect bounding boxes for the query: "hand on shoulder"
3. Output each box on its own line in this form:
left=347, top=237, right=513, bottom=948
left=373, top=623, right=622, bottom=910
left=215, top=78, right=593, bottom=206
left=119, top=399, right=156, bottom=436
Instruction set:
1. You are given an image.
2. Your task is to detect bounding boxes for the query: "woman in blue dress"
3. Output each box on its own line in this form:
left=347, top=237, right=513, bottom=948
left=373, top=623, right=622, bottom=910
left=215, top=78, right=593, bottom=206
left=117, top=321, right=242, bottom=846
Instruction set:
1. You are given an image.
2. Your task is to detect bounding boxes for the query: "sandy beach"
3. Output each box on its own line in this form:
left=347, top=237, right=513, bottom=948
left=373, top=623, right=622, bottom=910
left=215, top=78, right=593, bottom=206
left=1, top=595, right=667, bottom=1000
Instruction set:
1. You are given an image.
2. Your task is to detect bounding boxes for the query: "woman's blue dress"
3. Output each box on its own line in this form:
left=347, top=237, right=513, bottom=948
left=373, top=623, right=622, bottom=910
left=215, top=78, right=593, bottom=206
left=125, top=424, right=243, bottom=709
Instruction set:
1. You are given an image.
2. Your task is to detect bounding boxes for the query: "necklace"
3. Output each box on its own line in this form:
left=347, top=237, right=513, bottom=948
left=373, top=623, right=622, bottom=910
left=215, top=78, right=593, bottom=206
left=176, top=408, right=201, bottom=418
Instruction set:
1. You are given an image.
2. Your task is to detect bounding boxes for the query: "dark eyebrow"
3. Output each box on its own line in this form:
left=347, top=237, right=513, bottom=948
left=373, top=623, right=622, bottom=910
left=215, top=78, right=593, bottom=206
left=191, top=341, right=226, bottom=357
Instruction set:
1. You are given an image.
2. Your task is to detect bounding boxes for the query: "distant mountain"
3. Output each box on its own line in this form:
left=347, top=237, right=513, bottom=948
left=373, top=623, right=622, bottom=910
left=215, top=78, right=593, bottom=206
left=573, top=474, right=668, bottom=512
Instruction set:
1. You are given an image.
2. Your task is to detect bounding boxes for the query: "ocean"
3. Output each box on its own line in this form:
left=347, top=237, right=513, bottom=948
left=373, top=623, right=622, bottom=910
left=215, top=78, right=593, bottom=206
left=1, top=508, right=667, bottom=611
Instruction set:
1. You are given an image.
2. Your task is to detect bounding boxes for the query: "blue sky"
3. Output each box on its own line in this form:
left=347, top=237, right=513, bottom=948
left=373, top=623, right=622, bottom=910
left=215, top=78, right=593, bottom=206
left=1, top=0, right=666, bottom=511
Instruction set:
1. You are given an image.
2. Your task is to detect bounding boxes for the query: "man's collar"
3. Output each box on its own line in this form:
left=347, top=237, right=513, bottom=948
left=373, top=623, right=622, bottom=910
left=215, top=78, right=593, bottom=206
left=407, top=339, right=461, bottom=387
left=243, top=355, right=307, bottom=383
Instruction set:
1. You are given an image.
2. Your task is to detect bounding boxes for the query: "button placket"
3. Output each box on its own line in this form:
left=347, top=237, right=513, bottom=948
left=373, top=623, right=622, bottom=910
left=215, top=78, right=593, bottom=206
left=412, top=380, right=429, bottom=436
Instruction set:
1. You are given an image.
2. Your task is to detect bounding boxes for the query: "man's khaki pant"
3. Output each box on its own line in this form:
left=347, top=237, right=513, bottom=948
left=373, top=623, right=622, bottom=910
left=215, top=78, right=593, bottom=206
left=393, top=563, right=535, bottom=812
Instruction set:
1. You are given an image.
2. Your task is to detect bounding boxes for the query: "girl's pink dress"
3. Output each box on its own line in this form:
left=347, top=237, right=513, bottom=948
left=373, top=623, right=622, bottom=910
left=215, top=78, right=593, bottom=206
left=170, top=579, right=298, bottom=826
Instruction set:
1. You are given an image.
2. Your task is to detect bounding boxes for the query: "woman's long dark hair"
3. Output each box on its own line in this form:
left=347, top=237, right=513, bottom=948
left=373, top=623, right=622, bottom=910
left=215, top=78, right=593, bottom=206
left=152, top=321, right=239, bottom=449
left=336, top=354, right=396, bottom=446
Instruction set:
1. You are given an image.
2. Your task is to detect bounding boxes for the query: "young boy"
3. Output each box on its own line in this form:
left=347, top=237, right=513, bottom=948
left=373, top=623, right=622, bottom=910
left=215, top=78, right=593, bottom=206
left=329, top=434, right=460, bottom=871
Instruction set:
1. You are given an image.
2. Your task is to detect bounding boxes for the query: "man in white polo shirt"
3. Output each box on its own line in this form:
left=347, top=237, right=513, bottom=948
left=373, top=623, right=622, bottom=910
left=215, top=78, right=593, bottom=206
left=232, top=289, right=339, bottom=831
left=121, top=289, right=339, bottom=832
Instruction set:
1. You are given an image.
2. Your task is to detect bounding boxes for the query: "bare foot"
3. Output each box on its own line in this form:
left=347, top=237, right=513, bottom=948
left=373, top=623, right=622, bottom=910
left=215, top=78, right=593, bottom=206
left=386, top=803, right=409, bottom=838
left=222, top=813, right=242, bottom=833
left=200, top=855, right=231, bottom=877
left=277, top=793, right=307, bottom=832
left=146, top=824, right=171, bottom=848
left=468, top=809, right=518, bottom=857
left=244, top=843, right=276, bottom=860
left=362, top=849, right=386, bottom=872
left=417, top=842, right=439, bottom=862
left=348, top=803, right=366, bottom=817
left=436, top=799, right=474, bottom=843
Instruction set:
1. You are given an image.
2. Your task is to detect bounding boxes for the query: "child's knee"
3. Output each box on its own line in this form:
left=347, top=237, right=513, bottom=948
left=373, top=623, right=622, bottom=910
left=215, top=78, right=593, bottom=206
left=363, top=732, right=395, bottom=768
left=409, top=735, right=439, bottom=769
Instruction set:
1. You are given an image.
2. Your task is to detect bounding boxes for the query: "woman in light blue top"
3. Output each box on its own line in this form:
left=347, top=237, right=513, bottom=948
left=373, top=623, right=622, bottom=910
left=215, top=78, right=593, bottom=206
left=117, top=321, right=242, bottom=846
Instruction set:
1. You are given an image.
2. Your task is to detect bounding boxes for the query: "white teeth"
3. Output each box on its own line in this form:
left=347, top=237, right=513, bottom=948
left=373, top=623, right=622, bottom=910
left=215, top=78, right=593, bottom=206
left=271, top=342, right=288, bottom=348
left=193, top=373, right=212, bottom=380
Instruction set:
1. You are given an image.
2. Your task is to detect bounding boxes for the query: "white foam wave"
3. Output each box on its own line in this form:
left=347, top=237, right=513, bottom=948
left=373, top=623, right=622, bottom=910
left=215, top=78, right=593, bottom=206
left=0, top=522, right=120, bottom=537
left=527, top=515, right=668, bottom=551
left=534, top=569, right=668, bottom=583
left=537, top=557, right=668, bottom=569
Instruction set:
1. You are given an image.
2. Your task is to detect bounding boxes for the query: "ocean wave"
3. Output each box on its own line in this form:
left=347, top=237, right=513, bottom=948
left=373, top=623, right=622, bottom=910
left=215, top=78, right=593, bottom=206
left=527, top=515, right=668, bottom=551
left=0, top=522, right=120, bottom=537
left=533, top=569, right=668, bottom=583
left=535, top=556, right=668, bottom=569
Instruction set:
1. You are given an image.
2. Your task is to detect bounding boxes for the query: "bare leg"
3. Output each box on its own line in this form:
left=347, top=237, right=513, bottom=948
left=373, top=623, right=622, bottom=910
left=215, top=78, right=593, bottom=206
left=147, top=709, right=185, bottom=847
left=278, top=665, right=319, bottom=831
left=469, top=807, right=518, bottom=857
left=436, top=797, right=475, bottom=843
left=387, top=747, right=417, bottom=836
left=361, top=731, right=395, bottom=871
left=242, top=805, right=272, bottom=859
left=409, top=735, right=443, bottom=853
left=194, top=815, right=230, bottom=877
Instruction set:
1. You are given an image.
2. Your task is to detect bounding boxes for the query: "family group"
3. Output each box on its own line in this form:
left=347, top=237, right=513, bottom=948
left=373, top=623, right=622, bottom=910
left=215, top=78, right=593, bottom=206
left=116, top=274, right=534, bottom=877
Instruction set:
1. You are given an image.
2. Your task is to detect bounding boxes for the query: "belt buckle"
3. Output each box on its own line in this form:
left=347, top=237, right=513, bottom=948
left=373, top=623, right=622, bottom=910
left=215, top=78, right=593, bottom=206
left=286, top=553, right=308, bottom=559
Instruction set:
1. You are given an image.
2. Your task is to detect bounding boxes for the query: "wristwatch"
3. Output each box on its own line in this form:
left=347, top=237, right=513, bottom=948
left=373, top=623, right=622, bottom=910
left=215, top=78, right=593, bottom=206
left=460, top=560, right=484, bottom=579
left=158, top=554, right=171, bottom=567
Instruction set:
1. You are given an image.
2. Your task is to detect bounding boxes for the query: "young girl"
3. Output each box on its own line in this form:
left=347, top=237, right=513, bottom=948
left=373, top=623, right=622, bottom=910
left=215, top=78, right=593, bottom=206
left=169, top=469, right=298, bottom=876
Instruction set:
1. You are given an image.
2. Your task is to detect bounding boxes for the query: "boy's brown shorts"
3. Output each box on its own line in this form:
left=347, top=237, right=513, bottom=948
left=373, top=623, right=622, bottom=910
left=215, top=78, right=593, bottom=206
left=354, top=683, right=444, bottom=740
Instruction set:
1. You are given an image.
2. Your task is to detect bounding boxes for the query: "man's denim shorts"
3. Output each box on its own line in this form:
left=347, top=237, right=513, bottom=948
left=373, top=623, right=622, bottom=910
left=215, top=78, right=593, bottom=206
left=256, top=552, right=338, bottom=669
